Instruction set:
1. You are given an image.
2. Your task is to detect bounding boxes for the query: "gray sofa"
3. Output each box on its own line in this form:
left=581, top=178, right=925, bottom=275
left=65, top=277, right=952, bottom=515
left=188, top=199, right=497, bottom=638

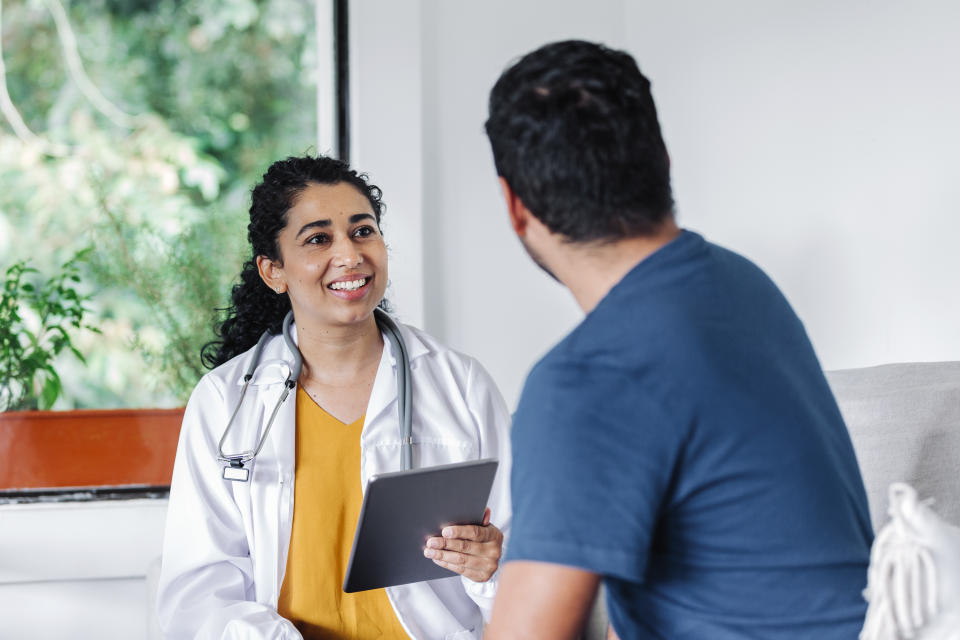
left=826, top=362, right=960, bottom=530
left=583, top=361, right=960, bottom=639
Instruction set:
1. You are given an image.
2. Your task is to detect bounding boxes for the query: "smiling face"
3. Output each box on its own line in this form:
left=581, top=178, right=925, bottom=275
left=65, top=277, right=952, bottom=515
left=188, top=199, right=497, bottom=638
left=256, top=181, right=387, bottom=329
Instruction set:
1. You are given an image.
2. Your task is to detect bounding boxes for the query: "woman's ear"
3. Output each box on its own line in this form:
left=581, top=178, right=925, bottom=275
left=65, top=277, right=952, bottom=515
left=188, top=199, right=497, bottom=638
left=256, top=255, right=286, bottom=294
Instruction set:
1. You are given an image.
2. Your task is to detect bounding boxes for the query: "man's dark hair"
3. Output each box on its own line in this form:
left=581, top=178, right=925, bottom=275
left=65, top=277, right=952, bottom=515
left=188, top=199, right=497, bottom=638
left=485, top=40, right=674, bottom=243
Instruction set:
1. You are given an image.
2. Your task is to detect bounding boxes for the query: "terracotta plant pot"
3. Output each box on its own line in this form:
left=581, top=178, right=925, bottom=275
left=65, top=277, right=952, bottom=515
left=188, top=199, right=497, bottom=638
left=0, top=408, right=184, bottom=491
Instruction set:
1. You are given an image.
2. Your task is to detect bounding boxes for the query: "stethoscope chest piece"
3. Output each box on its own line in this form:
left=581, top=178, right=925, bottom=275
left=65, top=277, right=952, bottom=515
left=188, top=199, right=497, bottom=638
left=222, top=459, right=251, bottom=482
left=217, top=310, right=301, bottom=483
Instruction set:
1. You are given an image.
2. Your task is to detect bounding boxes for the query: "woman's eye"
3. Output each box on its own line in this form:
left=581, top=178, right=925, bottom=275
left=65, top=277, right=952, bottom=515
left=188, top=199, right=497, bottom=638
left=306, top=233, right=329, bottom=245
left=353, top=225, right=376, bottom=238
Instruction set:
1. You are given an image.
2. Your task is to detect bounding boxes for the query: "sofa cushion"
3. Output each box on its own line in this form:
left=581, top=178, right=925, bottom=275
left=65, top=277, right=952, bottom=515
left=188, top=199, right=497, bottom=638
left=826, top=362, right=960, bottom=533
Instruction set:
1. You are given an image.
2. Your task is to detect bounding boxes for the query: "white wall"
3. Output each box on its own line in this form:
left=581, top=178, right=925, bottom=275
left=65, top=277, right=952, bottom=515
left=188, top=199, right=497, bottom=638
left=0, top=499, right=167, bottom=639
left=349, top=0, right=426, bottom=328
left=624, top=0, right=960, bottom=373
left=353, top=0, right=627, bottom=407
left=353, top=1, right=960, bottom=409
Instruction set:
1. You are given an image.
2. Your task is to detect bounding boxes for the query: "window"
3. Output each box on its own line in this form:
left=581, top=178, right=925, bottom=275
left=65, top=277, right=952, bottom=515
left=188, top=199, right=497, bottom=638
left=0, top=0, right=343, bottom=410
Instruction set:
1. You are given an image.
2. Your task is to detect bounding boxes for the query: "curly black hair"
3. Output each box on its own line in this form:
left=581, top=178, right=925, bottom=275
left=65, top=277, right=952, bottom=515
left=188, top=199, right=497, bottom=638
left=485, top=40, right=674, bottom=242
left=201, top=155, right=385, bottom=369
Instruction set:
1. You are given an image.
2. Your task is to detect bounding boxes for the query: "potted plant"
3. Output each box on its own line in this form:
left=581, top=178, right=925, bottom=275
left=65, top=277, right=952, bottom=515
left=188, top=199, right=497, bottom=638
left=0, top=252, right=182, bottom=492
left=1, top=249, right=95, bottom=412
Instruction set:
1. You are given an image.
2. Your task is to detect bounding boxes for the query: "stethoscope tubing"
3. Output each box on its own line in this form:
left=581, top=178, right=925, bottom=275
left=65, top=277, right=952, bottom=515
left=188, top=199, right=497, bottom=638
left=376, top=308, right=413, bottom=470
left=217, top=308, right=413, bottom=475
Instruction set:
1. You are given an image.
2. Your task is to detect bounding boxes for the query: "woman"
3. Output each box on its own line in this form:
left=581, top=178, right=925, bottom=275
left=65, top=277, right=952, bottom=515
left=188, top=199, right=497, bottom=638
left=157, top=156, right=511, bottom=639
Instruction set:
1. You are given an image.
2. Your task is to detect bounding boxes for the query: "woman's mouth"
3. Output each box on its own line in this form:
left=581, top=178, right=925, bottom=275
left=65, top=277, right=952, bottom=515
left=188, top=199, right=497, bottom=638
left=327, top=276, right=372, bottom=299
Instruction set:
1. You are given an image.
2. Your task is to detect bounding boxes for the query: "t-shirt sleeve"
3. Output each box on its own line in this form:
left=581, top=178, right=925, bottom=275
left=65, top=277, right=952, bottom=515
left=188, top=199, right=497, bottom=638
left=506, top=356, right=682, bottom=583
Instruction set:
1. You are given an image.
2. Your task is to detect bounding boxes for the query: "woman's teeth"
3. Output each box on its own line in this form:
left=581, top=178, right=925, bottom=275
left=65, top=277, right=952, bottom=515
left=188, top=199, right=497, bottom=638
left=329, top=278, right=368, bottom=291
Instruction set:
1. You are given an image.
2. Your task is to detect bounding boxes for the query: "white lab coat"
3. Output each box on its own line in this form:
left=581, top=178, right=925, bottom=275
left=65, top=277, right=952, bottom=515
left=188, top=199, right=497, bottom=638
left=157, top=319, right=512, bottom=640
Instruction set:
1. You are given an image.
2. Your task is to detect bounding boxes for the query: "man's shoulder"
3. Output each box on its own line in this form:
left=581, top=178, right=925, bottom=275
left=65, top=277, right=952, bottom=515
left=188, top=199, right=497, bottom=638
left=524, top=326, right=606, bottom=384
left=611, top=229, right=777, bottom=296
left=523, top=286, right=677, bottom=392
left=517, top=323, right=664, bottom=429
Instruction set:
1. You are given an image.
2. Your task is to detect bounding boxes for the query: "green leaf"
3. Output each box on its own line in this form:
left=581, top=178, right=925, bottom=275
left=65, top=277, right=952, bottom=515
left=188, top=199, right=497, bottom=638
left=69, top=345, right=88, bottom=363
left=40, top=374, right=62, bottom=410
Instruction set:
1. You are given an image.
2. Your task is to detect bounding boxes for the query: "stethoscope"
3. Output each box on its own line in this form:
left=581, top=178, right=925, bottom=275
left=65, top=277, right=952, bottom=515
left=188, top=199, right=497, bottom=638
left=217, top=307, right=413, bottom=482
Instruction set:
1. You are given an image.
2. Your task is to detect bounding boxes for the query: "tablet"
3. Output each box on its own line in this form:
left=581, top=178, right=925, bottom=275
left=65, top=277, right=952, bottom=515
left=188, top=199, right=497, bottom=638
left=342, top=458, right=499, bottom=593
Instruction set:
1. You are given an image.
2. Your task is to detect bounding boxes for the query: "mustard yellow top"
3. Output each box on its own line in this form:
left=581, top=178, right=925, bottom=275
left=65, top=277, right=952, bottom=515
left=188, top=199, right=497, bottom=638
left=277, top=387, right=408, bottom=639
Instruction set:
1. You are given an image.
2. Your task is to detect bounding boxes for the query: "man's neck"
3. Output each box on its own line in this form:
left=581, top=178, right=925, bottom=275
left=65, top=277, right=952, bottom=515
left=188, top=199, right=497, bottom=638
left=556, top=219, right=682, bottom=314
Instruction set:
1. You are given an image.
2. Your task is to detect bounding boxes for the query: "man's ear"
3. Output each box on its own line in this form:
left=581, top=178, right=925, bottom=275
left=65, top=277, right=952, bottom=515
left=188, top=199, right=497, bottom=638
left=256, top=255, right=286, bottom=294
left=498, top=177, right=530, bottom=237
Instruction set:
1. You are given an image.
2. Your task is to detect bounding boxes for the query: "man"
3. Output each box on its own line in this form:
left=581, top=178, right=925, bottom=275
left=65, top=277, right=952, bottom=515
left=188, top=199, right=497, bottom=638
left=482, top=40, right=873, bottom=639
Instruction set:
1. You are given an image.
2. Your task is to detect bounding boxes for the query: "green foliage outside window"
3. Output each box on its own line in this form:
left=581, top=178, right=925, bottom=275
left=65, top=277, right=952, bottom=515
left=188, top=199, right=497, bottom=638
left=0, top=0, right=319, bottom=407
left=0, top=249, right=98, bottom=411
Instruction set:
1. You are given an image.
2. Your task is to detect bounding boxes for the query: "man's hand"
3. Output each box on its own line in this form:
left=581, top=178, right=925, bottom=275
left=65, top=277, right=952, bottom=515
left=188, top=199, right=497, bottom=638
left=423, top=507, right=503, bottom=582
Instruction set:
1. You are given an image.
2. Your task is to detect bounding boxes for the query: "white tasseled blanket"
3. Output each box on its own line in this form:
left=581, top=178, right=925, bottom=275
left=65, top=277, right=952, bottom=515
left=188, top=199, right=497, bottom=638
left=861, top=483, right=960, bottom=640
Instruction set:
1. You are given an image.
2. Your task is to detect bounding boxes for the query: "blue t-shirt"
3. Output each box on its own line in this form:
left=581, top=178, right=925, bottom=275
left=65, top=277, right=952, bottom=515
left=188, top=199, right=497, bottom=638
left=508, top=231, right=872, bottom=639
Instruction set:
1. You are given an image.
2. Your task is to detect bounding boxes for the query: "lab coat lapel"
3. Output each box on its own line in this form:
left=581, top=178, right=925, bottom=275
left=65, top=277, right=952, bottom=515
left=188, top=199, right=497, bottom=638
left=253, top=328, right=298, bottom=477
left=263, top=374, right=297, bottom=600
left=249, top=331, right=298, bottom=603
left=261, top=381, right=297, bottom=475
left=364, top=320, right=431, bottom=429
left=364, top=337, right=398, bottom=431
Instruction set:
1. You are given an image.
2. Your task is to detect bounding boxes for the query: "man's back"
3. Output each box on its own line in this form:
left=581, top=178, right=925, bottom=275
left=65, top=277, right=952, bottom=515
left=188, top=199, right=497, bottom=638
left=508, top=230, right=873, bottom=638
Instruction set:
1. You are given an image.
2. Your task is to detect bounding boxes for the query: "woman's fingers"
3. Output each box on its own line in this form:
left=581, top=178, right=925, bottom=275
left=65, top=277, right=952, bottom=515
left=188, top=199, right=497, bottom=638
left=423, top=539, right=502, bottom=573
left=441, top=524, right=487, bottom=541
left=433, top=560, right=497, bottom=581
left=422, top=518, right=504, bottom=581
left=424, top=529, right=503, bottom=557
left=426, top=552, right=499, bottom=581
left=424, top=547, right=466, bottom=565
left=441, top=521, right=502, bottom=543
left=424, top=546, right=497, bottom=566
left=426, top=536, right=475, bottom=554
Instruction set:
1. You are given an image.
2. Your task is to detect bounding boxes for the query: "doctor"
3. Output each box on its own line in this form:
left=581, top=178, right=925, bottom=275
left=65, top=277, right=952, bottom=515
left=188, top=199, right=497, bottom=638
left=157, top=155, right=511, bottom=639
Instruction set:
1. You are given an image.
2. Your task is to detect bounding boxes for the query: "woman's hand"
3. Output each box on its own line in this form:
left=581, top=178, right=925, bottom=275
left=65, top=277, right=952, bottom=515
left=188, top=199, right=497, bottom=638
left=423, top=508, right=503, bottom=582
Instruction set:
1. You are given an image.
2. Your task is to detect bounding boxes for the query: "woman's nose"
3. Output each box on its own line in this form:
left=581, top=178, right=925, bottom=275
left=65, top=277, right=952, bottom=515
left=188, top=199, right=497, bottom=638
left=332, top=237, right=363, bottom=268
